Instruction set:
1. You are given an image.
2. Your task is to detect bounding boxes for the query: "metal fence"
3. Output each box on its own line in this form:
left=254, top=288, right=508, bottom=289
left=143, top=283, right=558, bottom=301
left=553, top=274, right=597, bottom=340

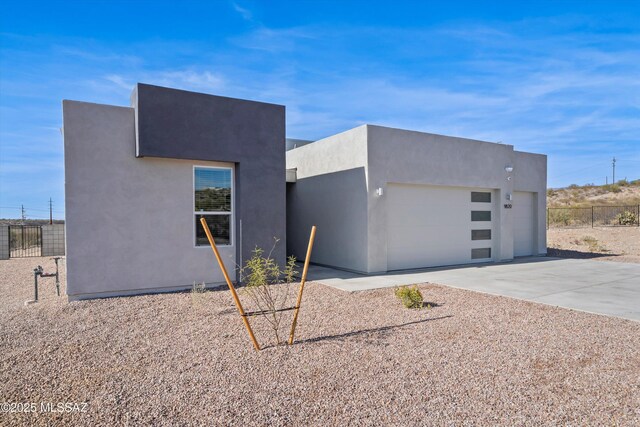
left=2, top=224, right=66, bottom=259
left=9, top=225, right=42, bottom=257
left=547, top=205, right=640, bottom=229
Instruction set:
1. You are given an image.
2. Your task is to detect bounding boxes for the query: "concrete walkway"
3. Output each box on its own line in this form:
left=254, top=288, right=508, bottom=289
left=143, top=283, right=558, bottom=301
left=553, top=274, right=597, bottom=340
left=305, top=257, right=640, bottom=321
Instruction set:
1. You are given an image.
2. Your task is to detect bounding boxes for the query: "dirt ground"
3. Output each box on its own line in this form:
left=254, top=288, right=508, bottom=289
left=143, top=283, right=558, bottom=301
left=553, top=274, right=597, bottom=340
left=1, top=257, right=639, bottom=426
left=547, top=226, right=640, bottom=263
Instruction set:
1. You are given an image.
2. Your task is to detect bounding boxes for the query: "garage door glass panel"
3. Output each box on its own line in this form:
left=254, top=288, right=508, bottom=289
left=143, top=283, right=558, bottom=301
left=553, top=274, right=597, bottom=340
left=471, top=211, right=491, bottom=221
left=471, top=248, right=491, bottom=259
left=471, top=229, right=491, bottom=240
left=471, top=192, right=491, bottom=203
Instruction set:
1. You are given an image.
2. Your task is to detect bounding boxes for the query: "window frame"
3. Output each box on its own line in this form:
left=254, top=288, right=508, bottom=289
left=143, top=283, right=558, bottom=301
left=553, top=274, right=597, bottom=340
left=193, top=165, right=234, bottom=248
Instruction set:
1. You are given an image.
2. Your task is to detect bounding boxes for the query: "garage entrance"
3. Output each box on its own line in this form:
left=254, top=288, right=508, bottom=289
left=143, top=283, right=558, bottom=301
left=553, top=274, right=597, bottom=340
left=386, top=184, right=495, bottom=270
left=513, top=191, right=536, bottom=256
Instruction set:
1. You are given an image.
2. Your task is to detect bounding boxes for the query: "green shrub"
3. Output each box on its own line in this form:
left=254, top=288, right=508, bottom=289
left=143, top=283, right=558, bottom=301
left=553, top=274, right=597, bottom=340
left=617, top=179, right=630, bottom=186
left=616, top=210, right=638, bottom=225
left=394, top=285, right=424, bottom=309
left=568, top=184, right=579, bottom=189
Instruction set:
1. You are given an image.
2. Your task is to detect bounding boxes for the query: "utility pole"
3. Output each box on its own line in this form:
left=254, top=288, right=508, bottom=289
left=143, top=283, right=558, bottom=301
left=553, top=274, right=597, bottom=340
left=612, top=157, right=616, bottom=184
left=49, top=198, right=53, bottom=224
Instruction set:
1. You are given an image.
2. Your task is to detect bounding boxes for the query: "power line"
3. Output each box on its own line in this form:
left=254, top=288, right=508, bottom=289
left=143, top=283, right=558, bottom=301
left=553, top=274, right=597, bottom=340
left=0, top=206, right=64, bottom=213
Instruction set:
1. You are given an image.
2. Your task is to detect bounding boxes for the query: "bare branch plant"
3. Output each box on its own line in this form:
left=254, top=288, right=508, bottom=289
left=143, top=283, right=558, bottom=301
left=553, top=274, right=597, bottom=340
left=240, top=239, right=297, bottom=345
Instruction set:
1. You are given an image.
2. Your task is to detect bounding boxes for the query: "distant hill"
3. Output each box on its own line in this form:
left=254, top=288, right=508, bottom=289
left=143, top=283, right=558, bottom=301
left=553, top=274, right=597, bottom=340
left=547, top=180, right=640, bottom=207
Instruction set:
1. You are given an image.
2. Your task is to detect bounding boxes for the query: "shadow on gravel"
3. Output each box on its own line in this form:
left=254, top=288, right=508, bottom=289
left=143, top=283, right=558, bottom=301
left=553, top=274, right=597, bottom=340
left=296, top=315, right=453, bottom=346
left=546, top=248, right=619, bottom=259
left=422, top=301, right=442, bottom=308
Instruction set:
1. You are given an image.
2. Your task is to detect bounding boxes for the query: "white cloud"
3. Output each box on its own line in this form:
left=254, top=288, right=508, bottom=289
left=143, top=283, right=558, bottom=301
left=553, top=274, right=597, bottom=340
left=104, top=70, right=225, bottom=94
left=231, top=1, right=253, bottom=22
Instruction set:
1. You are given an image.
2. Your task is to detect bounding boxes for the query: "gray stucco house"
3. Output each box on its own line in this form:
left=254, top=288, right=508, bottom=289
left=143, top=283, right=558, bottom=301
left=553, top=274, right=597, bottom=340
left=63, top=83, right=546, bottom=299
left=63, top=84, right=285, bottom=300
left=286, top=125, right=546, bottom=274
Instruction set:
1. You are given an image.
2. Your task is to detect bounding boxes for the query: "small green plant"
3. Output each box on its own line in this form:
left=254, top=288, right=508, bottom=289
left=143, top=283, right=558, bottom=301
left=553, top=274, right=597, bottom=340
left=394, top=285, right=424, bottom=309
left=241, top=242, right=297, bottom=345
left=616, top=210, right=638, bottom=225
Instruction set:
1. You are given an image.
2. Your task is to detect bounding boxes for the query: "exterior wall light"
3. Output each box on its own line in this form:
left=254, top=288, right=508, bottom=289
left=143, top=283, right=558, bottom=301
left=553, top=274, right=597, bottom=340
left=506, top=193, right=513, bottom=201
left=505, top=166, right=514, bottom=173
left=375, top=188, right=384, bottom=197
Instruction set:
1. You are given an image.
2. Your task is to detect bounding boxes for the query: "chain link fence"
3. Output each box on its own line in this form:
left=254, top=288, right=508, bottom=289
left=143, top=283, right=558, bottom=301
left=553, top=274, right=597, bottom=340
left=547, top=205, right=640, bottom=229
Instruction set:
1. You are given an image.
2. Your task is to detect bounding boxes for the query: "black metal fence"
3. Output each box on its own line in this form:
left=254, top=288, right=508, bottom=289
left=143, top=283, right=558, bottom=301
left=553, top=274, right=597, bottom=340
left=9, top=225, right=42, bottom=257
left=547, top=205, right=640, bottom=229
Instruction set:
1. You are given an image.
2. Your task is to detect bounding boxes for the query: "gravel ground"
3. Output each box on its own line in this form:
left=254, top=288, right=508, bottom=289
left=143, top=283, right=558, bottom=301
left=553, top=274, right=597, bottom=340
left=1, top=257, right=639, bottom=426
left=548, top=227, right=640, bottom=263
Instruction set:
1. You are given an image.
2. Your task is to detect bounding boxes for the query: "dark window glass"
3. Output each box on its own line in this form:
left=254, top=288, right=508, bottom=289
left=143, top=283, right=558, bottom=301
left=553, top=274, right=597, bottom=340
left=196, top=214, right=231, bottom=246
left=471, top=211, right=491, bottom=221
left=471, top=248, right=492, bottom=259
left=471, top=229, right=492, bottom=240
left=471, top=192, right=491, bottom=203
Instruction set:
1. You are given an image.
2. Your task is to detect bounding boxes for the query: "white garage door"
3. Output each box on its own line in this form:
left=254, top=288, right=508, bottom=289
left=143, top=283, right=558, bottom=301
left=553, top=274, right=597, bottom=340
left=513, top=191, right=535, bottom=257
left=387, top=184, right=494, bottom=270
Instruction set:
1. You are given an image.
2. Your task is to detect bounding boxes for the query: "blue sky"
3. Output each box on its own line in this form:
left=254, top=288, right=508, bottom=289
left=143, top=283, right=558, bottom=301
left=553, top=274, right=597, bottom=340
left=1, top=1, right=639, bottom=219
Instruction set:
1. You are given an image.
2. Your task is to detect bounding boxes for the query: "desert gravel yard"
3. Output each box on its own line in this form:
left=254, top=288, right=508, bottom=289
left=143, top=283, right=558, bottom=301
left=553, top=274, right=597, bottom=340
left=548, top=227, right=640, bottom=263
left=1, top=258, right=640, bottom=426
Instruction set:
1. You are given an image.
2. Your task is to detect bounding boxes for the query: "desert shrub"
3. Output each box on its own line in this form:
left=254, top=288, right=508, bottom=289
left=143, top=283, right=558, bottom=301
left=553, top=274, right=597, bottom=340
left=546, top=189, right=556, bottom=197
left=617, top=179, right=630, bottom=186
left=630, top=179, right=640, bottom=186
left=394, top=285, right=424, bottom=309
left=568, top=184, right=580, bottom=189
left=241, top=245, right=297, bottom=345
left=603, top=184, right=621, bottom=193
left=616, top=210, right=638, bottom=225
left=548, top=209, right=571, bottom=226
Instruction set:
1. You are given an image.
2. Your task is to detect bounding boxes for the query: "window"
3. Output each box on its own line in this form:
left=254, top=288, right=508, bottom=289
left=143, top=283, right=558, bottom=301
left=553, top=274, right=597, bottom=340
left=471, top=229, right=491, bottom=240
left=471, top=192, right=491, bottom=203
left=194, top=167, right=232, bottom=246
left=471, top=211, right=491, bottom=221
left=471, top=248, right=492, bottom=259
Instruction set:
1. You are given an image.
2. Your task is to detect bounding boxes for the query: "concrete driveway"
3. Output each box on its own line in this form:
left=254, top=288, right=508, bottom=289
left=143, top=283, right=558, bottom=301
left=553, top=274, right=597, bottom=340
left=306, top=257, right=640, bottom=321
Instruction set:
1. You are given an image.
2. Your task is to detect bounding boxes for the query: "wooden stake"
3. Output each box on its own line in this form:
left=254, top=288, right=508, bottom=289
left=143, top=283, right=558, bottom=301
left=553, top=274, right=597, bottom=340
left=288, top=225, right=317, bottom=345
left=200, top=217, right=261, bottom=351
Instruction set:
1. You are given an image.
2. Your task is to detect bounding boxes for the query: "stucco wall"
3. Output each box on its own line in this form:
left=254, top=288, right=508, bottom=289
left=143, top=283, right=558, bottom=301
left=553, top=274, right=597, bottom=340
left=287, top=168, right=368, bottom=272
left=132, top=84, right=286, bottom=267
left=285, top=126, right=369, bottom=271
left=513, top=150, right=548, bottom=255
left=63, top=100, right=236, bottom=299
